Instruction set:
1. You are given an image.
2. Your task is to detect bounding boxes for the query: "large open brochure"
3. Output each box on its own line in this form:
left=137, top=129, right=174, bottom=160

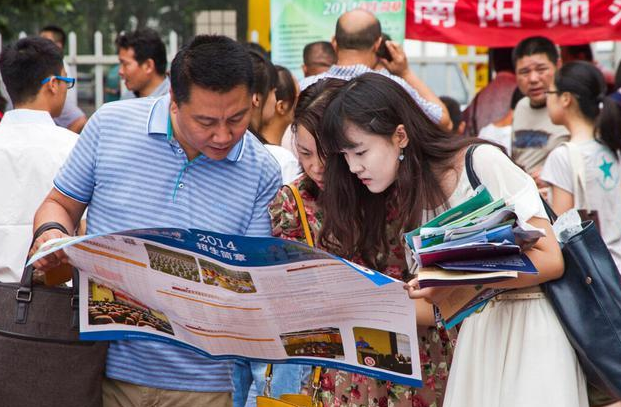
left=29, top=228, right=422, bottom=387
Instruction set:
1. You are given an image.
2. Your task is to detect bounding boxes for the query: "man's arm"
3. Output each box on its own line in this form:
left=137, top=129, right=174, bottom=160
left=31, top=188, right=87, bottom=271
left=380, top=41, right=452, bottom=131
left=67, top=115, right=87, bottom=134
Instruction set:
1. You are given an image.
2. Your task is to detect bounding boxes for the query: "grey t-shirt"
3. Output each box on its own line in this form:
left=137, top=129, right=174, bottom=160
left=511, top=97, right=569, bottom=174
left=541, top=140, right=621, bottom=269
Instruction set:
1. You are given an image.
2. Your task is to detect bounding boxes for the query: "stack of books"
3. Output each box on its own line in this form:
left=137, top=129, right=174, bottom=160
left=404, top=186, right=544, bottom=328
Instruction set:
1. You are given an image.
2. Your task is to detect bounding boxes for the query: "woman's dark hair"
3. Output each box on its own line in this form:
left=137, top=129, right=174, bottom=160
left=555, top=61, right=621, bottom=156
left=244, top=45, right=277, bottom=142
left=318, top=73, right=487, bottom=268
left=600, top=91, right=621, bottom=157
left=246, top=46, right=277, bottom=101
left=555, top=61, right=605, bottom=122
left=293, top=78, right=347, bottom=161
left=274, top=65, right=296, bottom=109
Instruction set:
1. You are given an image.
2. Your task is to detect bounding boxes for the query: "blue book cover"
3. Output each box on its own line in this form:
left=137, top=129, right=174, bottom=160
left=437, top=254, right=537, bottom=274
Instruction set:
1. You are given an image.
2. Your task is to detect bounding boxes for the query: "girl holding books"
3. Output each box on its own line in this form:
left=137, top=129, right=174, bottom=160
left=318, top=73, right=587, bottom=407
left=269, top=78, right=455, bottom=407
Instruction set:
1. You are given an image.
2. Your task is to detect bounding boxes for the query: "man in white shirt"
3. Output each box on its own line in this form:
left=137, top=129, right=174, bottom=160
left=0, top=37, right=78, bottom=282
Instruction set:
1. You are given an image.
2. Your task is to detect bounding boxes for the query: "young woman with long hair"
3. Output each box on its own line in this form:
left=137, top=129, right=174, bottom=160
left=318, top=72, right=587, bottom=407
left=270, top=78, right=455, bottom=407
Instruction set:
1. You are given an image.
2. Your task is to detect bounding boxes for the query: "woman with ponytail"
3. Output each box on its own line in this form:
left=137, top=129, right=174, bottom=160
left=542, top=61, right=621, bottom=272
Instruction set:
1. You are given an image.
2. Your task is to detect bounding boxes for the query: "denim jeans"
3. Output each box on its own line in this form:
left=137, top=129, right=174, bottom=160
left=232, top=361, right=310, bottom=407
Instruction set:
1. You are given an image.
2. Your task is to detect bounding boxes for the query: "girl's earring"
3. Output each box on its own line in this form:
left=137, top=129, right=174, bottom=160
left=398, top=150, right=405, bottom=162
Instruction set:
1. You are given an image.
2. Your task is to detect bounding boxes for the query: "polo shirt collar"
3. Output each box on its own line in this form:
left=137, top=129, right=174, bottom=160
left=146, top=94, right=246, bottom=163
left=1, top=109, right=56, bottom=126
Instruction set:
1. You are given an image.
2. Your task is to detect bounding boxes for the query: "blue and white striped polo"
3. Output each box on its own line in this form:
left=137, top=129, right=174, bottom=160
left=54, top=94, right=282, bottom=392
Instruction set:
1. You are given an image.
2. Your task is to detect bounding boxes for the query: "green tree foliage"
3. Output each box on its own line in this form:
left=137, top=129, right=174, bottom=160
left=2, top=0, right=248, bottom=54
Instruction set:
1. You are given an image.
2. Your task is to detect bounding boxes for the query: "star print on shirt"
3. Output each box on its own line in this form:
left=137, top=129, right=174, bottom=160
left=600, top=158, right=613, bottom=180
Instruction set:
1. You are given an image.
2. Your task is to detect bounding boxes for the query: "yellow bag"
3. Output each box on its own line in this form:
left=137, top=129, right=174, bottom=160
left=256, top=365, right=323, bottom=407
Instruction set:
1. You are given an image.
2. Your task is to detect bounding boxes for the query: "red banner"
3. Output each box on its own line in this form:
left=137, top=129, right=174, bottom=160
left=406, top=0, right=621, bottom=46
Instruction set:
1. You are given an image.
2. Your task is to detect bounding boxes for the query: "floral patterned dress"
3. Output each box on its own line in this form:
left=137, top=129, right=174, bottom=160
left=269, top=174, right=455, bottom=407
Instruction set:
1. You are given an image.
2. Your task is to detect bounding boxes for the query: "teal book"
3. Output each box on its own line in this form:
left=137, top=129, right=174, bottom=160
left=404, top=186, right=494, bottom=249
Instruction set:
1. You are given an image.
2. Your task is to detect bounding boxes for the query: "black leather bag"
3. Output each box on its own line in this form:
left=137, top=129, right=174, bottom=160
left=542, top=221, right=621, bottom=398
left=465, top=145, right=621, bottom=398
left=0, top=264, right=108, bottom=407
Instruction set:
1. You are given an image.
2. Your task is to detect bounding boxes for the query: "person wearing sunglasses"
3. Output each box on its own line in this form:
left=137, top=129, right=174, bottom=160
left=0, top=36, right=79, bottom=283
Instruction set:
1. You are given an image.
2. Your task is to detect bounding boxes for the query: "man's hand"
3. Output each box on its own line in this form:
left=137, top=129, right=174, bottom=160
left=30, top=228, right=70, bottom=271
left=379, top=40, right=410, bottom=78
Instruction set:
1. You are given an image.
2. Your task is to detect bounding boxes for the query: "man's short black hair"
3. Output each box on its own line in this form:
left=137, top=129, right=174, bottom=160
left=335, top=15, right=381, bottom=50
left=170, top=35, right=254, bottom=105
left=0, top=37, right=64, bottom=105
left=116, top=28, right=167, bottom=75
left=303, top=41, right=336, bottom=66
left=512, top=36, right=559, bottom=66
left=40, top=25, right=66, bottom=48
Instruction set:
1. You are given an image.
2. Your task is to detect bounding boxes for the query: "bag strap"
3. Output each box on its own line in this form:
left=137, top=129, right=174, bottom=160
left=285, top=184, right=315, bottom=248
left=465, top=144, right=558, bottom=223
left=17, top=222, right=80, bottom=328
left=465, top=145, right=482, bottom=189
left=263, top=184, right=320, bottom=401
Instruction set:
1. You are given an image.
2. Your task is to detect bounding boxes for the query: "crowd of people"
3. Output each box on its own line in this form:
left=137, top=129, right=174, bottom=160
left=0, top=6, right=620, bottom=407
left=89, top=299, right=175, bottom=336
left=146, top=246, right=200, bottom=282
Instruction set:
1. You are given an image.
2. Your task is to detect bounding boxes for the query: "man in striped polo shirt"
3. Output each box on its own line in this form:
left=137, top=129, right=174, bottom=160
left=32, top=35, right=282, bottom=406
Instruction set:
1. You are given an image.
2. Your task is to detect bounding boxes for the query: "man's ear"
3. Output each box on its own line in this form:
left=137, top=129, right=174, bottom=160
left=44, top=76, right=60, bottom=96
left=395, top=124, right=410, bottom=148
left=301, top=64, right=308, bottom=77
left=169, top=88, right=179, bottom=114
left=142, top=58, right=156, bottom=74
left=331, top=36, right=338, bottom=54
left=372, top=36, right=382, bottom=53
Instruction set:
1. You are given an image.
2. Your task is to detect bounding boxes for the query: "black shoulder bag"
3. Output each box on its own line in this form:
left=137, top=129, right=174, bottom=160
left=0, top=223, right=108, bottom=407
